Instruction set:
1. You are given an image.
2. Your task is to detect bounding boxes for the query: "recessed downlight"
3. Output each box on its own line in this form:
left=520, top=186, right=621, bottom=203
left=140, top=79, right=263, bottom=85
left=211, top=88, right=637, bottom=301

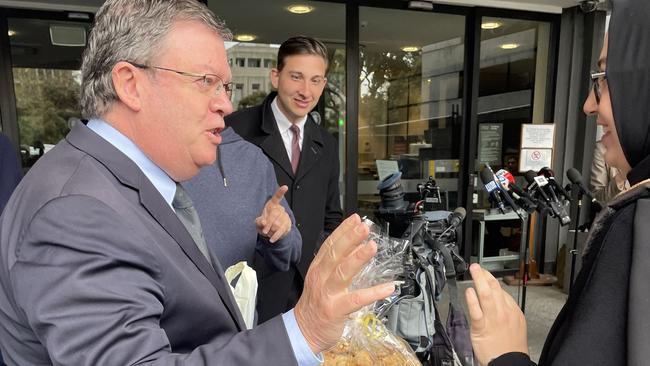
left=288, top=4, right=314, bottom=14
left=500, top=43, right=519, bottom=50
left=401, top=46, right=419, bottom=52
left=235, top=34, right=256, bottom=42
left=7, top=29, right=15, bottom=36
left=481, top=21, right=502, bottom=30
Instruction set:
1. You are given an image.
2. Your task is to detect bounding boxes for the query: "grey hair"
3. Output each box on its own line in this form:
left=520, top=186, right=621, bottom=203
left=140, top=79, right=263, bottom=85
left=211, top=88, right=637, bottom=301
left=80, top=0, right=232, bottom=119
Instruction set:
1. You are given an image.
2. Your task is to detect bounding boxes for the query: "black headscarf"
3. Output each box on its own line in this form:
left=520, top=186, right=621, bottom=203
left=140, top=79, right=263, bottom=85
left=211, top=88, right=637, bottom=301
left=608, top=0, right=650, bottom=185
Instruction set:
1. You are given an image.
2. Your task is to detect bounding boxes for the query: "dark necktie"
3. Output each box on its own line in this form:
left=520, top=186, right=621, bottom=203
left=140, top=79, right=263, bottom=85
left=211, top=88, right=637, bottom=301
left=290, top=124, right=301, bottom=174
left=173, top=183, right=213, bottom=268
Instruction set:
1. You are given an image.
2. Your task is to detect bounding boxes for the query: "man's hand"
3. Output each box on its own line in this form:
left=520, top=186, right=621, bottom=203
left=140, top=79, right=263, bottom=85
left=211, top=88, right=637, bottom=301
left=255, top=185, right=291, bottom=243
left=293, top=214, right=395, bottom=354
left=465, top=263, right=529, bottom=366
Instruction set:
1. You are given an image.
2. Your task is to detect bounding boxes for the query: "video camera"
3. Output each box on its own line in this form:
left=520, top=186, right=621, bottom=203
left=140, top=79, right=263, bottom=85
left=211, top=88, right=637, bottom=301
left=373, top=172, right=467, bottom=296
left=373, top=173, right=472, bottom=365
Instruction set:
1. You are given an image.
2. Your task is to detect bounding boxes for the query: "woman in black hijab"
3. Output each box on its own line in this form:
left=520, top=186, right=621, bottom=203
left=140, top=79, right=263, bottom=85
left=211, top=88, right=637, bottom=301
left=465, top=0, right=650, bottom=365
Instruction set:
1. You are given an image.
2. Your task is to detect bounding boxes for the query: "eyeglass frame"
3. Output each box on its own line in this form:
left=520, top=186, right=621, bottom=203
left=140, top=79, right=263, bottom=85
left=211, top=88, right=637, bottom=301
left=127, top=61, right=233, bottom=99
left=590, top=71, right=607, bottom=104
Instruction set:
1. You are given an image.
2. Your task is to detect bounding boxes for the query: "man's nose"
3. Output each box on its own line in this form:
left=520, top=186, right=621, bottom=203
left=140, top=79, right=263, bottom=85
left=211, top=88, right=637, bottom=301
left=211, top=93, right=234, bottom=117
left=583, top=88, right=597, bottom=117
left=298, top=79, right=311, bottom=96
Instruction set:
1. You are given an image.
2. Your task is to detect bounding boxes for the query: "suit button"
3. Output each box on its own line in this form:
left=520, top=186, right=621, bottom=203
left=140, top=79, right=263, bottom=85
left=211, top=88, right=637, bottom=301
left=296, top=185, right=300, bottom=190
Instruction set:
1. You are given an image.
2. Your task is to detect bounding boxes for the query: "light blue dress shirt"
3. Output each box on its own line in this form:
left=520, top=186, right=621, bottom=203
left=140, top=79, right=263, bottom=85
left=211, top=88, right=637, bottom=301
left=87, top=119, right=322, bottom=365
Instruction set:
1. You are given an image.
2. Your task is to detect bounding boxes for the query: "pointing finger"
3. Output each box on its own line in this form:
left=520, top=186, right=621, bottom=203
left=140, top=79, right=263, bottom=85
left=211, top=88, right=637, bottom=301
left=270, top=185, right=288, bottom=205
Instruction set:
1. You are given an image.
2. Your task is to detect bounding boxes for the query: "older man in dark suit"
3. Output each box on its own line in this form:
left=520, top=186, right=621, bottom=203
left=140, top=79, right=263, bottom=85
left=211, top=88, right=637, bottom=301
left=0, top=1, right=393, bottom=365
left=227, top=36, right=343, bottom=322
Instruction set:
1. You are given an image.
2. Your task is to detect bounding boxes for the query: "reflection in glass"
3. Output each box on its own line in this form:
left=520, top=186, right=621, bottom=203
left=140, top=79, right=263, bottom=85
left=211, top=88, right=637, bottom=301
left=9, top=17, right=89, bottom=168
left=476, top=17, right=552, bottom=194
left=473, top=17, right=553, bottom=269
left=358, top=7, right=466, bottom=217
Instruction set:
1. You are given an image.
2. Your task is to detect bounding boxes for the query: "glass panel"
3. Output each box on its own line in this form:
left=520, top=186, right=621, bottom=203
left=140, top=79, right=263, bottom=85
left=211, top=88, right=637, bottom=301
left=472, top=17, right=553, bottom=270
left=358, top=7, right=466, bottom=223
left=211, top=0, right=346, bottom=203
left=9, top=18, right=90, bottom=169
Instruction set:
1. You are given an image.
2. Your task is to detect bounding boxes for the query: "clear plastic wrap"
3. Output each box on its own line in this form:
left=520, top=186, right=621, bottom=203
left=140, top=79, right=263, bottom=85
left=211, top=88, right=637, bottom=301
left=323, top=218, right=421, bottom=366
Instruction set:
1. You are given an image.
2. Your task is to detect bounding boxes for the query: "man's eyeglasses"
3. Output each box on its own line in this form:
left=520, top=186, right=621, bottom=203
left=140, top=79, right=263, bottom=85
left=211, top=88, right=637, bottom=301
left=590, top=71, right=607, bottom=104
left=128, top=62, right=233, bottom=99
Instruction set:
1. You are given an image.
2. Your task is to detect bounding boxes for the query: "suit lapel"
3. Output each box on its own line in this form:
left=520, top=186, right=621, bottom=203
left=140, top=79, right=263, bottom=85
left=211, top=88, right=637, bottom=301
left=139, top=184, right=245, bottom=330
left=259, top=98, right=295, bottom=178
left=67, top=123, right=245, bottom=331
left=295, top=119, right=324, bottom=181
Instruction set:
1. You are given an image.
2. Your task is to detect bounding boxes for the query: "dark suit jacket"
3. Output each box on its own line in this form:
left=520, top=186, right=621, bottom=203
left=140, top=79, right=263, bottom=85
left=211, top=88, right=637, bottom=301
left=0, top=132, right=21, bottom=214
left=227, top=92, right=343, bottom=321
left=0, top=122, right=297, bottom=365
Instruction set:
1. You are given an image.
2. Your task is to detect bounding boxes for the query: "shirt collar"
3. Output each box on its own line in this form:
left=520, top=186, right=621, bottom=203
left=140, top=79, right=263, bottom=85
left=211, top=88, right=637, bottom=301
left=271, top=96, right=307, bottom=134
left=86, top=118, right=176, bottom=207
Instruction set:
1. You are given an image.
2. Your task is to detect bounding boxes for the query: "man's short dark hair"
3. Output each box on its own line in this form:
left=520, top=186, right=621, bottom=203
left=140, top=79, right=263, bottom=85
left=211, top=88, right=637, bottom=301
left=276, top=36, right=328, bottom=71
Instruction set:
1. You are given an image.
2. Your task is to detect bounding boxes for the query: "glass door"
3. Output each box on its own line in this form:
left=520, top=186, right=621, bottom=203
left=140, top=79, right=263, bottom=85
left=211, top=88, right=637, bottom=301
left=357, top=6, right=466, bottom=226
left=8, top=15, right=91, bottom=169
left=471, top=16, right=554, bottom=272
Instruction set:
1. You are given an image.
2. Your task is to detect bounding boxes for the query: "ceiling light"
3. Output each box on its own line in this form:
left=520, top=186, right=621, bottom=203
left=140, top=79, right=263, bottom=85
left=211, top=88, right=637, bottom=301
left=235, top=34, right=256, bottom=42
left=500, top=43, right=519, bottom=50
left=401, top=46, right=419, bottom=52
left=481, top=21, right=502, bottom=30
left=407, top=1, right=434, bottom=10
left=287, top=4, right=314, bottom=14
left=7, top=29, right=15, bottom=36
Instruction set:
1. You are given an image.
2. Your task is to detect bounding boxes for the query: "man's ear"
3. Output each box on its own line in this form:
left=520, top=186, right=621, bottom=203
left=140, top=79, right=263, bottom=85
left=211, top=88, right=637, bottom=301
left=111, top=61, right=143, bottom=112
left=270, top=68, right=279, bottom=89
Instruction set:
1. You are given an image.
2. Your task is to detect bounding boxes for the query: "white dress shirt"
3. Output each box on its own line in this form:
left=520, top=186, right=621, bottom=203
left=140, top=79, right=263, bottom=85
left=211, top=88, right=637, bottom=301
left=271, top=97, right=307, bottom=162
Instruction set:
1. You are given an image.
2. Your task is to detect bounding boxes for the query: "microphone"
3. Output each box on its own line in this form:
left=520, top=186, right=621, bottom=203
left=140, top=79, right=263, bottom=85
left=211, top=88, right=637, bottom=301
left=480, top=168, right=507, bottom=213
left=495, top=169, right=537, bottom=213
left=524, top=170, right=551, bottom=202
left=481, top=168, right=520, bottom=212
left=538, top=167, right=571, bottom=202
left=525, top=170, right=571, bottom=225
left=447, top=207, right=466, bottom=229
left=566, top=168, right=603, bottom=211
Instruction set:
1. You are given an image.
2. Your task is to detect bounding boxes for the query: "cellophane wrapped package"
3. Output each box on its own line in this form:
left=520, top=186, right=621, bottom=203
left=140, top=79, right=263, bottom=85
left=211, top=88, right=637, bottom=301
left=323, top=218, right=421, bottom=366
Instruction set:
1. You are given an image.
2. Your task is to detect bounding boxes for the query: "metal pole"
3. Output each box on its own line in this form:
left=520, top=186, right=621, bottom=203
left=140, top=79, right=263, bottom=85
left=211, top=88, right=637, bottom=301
left=568, top=187, right=582, bottom=293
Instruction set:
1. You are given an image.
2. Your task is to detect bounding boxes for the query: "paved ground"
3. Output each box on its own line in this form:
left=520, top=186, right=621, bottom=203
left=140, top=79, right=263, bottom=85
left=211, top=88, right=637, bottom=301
left=436, top=278, right=567, bottom=363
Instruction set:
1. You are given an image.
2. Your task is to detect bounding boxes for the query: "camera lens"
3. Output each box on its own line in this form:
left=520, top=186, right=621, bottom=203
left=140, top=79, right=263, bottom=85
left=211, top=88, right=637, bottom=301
left=378, top=172, right=405, bottom=209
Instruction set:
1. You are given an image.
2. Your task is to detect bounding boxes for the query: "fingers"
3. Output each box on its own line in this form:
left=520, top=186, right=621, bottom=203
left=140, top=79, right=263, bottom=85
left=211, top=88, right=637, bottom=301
left=336, top=281, right=395, bottom=316
left=270, top=185, right=288, bottom=205
left=256, top=211, right=291, bottom=242
left=327, top=240, right=377, bottom=290
left=469, top=263, right=497, bottom=315
left=465, top=287, right=485, bottom=325
left=313, top=214, right=366, bottom=272
left=268, top=216, right=291, bottom=243
left=257, top=191, right=291, bottom=240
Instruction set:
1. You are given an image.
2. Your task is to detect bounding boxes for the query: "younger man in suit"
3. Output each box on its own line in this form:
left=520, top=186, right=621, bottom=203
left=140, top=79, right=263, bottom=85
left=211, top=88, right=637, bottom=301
left=227, top=36, right=343, bottom=322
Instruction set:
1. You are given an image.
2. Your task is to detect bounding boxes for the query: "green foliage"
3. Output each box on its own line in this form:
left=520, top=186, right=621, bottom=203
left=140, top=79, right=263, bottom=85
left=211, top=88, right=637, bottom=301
left=238, top=90, right=268, bottom=110
left=13, top=68, right=80, bottom=151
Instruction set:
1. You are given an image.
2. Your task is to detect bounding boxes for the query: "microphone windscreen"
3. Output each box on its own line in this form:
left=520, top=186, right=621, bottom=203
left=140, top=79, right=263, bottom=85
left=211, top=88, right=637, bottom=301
left=566, top=168, right=583, bottom=185
left=524, top=170, right=537, bottom=184
left=453, top=206, right=466, bottom=221
left=480, top=168, right=494, bottom=185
